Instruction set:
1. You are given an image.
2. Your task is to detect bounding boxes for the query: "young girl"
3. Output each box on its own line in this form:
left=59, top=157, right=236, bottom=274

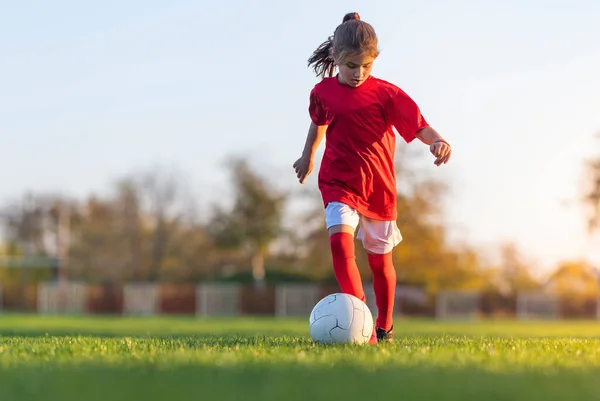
left=293, top=12, right=452, bottom=343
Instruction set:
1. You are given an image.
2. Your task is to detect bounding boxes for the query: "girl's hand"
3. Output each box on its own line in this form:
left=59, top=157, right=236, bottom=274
left=293, top=155, right=314, bottom=184
left=430, top=140, right=451, bottom=166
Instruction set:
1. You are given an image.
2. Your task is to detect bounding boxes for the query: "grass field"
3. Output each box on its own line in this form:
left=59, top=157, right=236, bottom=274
left=1, top=315, right=600, bottom=401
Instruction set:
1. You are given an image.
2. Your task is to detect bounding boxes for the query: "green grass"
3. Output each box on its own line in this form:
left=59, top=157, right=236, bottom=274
left=2, top=315, right=600, bottom=400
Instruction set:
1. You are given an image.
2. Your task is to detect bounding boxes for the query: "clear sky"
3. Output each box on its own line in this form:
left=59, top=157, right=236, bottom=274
left=2, top=0, right=600, bottom=274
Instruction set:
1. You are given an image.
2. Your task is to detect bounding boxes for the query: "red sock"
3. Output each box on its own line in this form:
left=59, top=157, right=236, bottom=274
left=368, top=252, right=396, bottom=331
left=329, top=233, right=365, bottom=302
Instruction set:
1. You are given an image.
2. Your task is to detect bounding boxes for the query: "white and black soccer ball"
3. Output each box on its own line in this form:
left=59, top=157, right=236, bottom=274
left=309, top=293, right=374, bottom=344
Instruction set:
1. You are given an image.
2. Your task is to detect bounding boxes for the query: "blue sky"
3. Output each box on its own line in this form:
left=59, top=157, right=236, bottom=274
left=2, top=0, right=600, bottom=274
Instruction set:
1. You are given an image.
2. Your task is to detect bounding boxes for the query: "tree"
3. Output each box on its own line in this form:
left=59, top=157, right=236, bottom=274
left=207, top=157, right=286, bottom=284
left=584, top=133, right=600, bottom=234
left=284, top=189, right=336, bottom=280
left=0, top=192, right=69, bottom=258
left=0, top=242, right=54, bottom=310
left=494, top=242, right=540, bottom=296
left=0, top=193, right=72, bottom=309
left=67, top=166, right=209, bottom=282
left=546, top=260, right=599, bottom=318
left=546, top=261, right=598, bottom=296
left=388, top=147, right=488, bottom=294
left=120, top=166, right=194, bottom=281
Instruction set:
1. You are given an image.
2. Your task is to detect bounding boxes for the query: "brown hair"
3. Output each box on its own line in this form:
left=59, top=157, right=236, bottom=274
left=308, top=12, right=380, bottom=78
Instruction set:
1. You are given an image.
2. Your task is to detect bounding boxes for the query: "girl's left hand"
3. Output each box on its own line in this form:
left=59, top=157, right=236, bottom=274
left=430, top=140, right=451, bottom=166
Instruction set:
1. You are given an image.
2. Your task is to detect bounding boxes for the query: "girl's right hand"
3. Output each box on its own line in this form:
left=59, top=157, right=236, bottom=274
left=293, top=155, right=314, bottom=184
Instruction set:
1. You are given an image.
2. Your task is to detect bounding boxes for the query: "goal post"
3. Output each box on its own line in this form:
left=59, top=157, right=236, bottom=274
left=435, top=290, right=481, bottom=320
left=516, top=291, right=559, bottom=320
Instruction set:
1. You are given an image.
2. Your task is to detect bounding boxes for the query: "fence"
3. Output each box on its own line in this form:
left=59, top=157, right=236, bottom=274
left=0, top=281, right=430, bottom=317
left=1, top=282, right=599, bottom=319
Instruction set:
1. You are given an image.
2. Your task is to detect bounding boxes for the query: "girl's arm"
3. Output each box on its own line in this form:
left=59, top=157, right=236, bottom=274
left=301, top=122, right=327, bottom=158
left=293, top=122, right=328, bottom=184
left=415, top=126, right=447, bottom=145
left=416, top=126, right=452, bottom=166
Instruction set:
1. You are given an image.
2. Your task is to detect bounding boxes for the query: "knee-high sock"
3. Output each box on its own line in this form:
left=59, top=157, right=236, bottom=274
left=368, top=252, right=395, bottom=331
left=329, top=232, right=365, bottom=302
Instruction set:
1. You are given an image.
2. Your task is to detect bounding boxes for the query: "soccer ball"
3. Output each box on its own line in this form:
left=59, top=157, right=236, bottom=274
left=309, top=293, right=374, bottom=344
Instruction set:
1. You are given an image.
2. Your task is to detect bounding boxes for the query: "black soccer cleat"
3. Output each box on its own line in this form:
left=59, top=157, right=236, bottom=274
left=376, top=326, right=394, bottom=343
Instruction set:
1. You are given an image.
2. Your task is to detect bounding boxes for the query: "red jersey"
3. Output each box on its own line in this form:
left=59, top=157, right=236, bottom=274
left=308, top=75, right=429, bottom=221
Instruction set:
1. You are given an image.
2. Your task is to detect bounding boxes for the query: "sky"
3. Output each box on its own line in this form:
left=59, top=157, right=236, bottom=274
left=1, top=0, right=600, bottom=275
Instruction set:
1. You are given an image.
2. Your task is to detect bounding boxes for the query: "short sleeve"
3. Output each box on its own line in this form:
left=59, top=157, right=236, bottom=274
left=385, top=87, right=429, bottom=143
left=308, top=87, right=331, bottom=126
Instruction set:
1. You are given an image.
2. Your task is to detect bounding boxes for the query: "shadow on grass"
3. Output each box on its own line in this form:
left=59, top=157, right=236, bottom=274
left=0, top=362, right=598, bottom=401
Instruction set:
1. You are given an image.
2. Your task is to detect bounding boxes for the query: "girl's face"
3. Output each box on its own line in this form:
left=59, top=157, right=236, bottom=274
left=336, top=52, right=375, bottom=88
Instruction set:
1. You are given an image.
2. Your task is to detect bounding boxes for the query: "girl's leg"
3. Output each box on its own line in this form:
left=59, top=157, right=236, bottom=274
left=367, top=251, right=396, bottom=332
left=357, top=218, right=402, bottom=337
left=325, top=202, right=365, bottom=302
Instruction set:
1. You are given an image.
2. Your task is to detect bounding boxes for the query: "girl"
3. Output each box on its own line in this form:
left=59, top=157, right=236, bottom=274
left=293, top=12, right=452, bottom=343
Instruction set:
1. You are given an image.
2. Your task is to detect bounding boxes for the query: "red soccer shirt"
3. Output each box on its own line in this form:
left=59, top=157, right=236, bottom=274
left=308, top=75, right=429, bottom=221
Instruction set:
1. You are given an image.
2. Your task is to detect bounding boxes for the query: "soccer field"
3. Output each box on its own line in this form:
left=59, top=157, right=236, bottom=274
left=1, top=315, right=600, bottom=401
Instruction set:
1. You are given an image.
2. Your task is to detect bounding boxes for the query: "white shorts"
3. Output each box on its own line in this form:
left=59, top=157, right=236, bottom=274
left=325, top=201, right=402, bottom=254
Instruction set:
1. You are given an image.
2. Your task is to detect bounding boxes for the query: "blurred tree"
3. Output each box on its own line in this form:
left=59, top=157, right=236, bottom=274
left=495, top=242, right=540, bottom=296
left=385, top=147, right=486, bottom=294
left=0, top=193, right=69, bottom=310
left=546, top=260, right=599, bottom=318
left=68, top=194, right=130, bottom=281
left=546, top=260, right=598, bottom=296
left=584, top=132, right=600, bottom=234
left=117, top=167, right=194, bottom=281
left=0, top=192, right=76, bottom=258
left=391, top=171, right=450, bottom=293
left=0, top=242, right=54, bottom=310
left=207, top=157, right=286, bottom=285
left=284, top=189, right=335, bottom=280
left=67, top=166, right=210, bottom=282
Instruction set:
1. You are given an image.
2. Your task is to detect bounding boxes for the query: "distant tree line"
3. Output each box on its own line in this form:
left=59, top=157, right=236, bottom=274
left=1, top=141, right=598, bottom=306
